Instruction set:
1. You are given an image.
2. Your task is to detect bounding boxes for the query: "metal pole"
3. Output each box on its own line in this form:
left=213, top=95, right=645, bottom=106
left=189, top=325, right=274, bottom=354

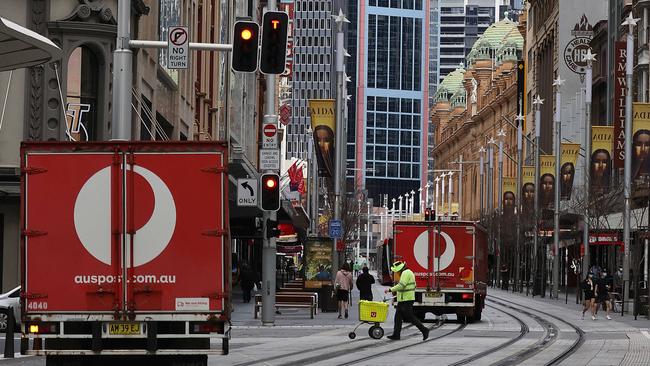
left=308, top=132, right=319, bottom=234
left=366, top=200, right=371, bottom=262
left=399, top=196, right=403, bottom=219
left=260, top=0, right=279, bottom=327
left=448, top=174, right=453, bottom=217
left=497, top=138, right=503, bottom=286
left=435, top=177, right=440, bottom=216
left=425, top=184, right=430, bottom=213
left=583, top=58, right=593, bottom=280
left=623, top=14, right=638, bottom=313
left=418, top=188, right=423, bottom=214
left=533, top=97, right=543, bottom=296
left=516, top=115, right=523, bottom=292
left=333, top=12, right=346, bottom=274
left=478, top=150, right=485, bottom=218
left=553, top=79, right=562, bottom=300
left=112, top=0, right=132, bottom=141
left=410, top=190, right=416, bottom=215
left=459, top=155, right=464, bottom=219
left=488, top=145, right=494, bottom=281
left=441, top=174, right=447, bottom=217
left=357, top=199, right=361, bottom=260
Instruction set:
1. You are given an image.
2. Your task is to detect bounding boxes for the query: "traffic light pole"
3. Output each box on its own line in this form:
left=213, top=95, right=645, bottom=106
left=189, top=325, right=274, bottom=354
left=261, top=0, right=278, bottom=327
left=333, top=11, right=347, bottom=273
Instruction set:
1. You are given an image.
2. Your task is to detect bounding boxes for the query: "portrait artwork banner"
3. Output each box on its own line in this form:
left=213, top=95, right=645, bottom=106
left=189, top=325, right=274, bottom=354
left=560, top=143, right=580, bottom=200
left=502, top=177, right=516, bottom=218
left=308, top=99, right=336, bottom=177
left=522, top=166, right=535, bottom=216
left=539, top=155, right=556, bottom=209
left=632, top=103, right=650, bottom=188
left=591, top=126, right=613, bottom=195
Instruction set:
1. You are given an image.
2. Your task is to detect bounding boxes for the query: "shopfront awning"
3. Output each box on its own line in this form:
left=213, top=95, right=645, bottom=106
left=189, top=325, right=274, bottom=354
left=0, top=17, right=62, bottom=71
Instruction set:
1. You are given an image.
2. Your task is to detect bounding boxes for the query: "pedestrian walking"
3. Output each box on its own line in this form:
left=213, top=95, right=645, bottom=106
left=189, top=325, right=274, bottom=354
left=239, top=262, right=257, bottom=303
left=384, top=261, right=429, bottom=341
left=334, top=263, right=354, bottom=319
left=595, top=270, right=612, bottom=320
left=353, top=261, right=361, bottom=277
left=356, top=266, right=375, bottom=301
left=580, top=273, right=597, bottom=320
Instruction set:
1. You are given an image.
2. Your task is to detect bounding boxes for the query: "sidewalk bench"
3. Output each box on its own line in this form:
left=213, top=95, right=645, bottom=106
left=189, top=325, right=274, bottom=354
left=254, top=293, right=317, bottom=319
left=284, top=282, right=303, bottom=289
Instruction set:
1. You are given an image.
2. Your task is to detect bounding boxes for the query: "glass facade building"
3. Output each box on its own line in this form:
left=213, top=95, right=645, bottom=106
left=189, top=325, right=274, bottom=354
left=287, top=0, right=334, bottom=160
left=352, top=0, right=429, bottom=201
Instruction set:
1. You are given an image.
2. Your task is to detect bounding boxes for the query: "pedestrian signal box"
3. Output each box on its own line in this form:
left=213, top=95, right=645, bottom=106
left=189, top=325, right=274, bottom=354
left=260, top=11, right=289, bottom=74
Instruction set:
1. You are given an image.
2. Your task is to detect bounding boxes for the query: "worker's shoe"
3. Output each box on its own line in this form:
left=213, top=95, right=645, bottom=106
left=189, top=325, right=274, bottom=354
left=422, top=328, right=430, bottom=341
left=387, top=335, right=400, bottom=340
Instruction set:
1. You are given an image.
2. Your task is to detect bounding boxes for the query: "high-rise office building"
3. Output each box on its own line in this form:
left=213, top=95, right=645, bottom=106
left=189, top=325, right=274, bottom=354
left=437, top=0, right=507, bottom=85
left=287, top=0, right=335, bottom=160
left=351, top=0, right=430, bottom=202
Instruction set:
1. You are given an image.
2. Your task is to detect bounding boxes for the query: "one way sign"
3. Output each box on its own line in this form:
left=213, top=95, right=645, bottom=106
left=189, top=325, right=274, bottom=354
left=237, top=178, right=258, bottom=207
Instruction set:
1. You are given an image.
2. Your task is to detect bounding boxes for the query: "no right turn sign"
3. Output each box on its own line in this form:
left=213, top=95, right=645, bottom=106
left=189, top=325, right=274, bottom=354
left=167, top=26, right=189, bottom=69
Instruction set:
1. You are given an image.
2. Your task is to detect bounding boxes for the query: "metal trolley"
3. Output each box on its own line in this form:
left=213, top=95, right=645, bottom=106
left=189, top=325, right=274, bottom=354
left=348, top=300, right=389, bottom=339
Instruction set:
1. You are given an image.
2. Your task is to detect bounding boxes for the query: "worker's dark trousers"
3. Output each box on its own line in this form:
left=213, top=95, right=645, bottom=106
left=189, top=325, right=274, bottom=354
left=391, top=300, right=427, bottom=337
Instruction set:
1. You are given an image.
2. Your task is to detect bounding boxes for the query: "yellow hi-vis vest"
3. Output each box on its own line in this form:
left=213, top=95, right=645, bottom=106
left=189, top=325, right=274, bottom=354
left=390, top=269, right=416, bottom=302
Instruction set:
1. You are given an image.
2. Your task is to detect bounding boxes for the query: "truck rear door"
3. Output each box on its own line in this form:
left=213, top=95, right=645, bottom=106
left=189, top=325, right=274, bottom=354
left=22, top=143, right=228, bottom=319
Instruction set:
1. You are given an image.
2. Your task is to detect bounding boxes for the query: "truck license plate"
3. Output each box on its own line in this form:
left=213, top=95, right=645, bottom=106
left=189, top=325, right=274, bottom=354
left=109, top=323, right=141, bottom=335
left=425, top=292, right=442, bottom=298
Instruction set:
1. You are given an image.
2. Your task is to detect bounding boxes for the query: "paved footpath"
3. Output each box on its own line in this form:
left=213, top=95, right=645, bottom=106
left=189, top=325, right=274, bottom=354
left=488, top=288, right=650, bottom=365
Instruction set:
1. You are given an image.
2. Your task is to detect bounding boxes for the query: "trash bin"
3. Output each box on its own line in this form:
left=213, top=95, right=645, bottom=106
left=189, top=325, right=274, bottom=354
left=319, top=285, right=338, bottom=312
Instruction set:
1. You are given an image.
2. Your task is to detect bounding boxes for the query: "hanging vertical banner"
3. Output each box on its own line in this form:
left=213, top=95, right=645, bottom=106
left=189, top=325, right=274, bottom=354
left=308, top=99, right=336, bottom=177
left=614, top=41, right=627, bottom=168
left=502, top=177, right=517, bottom=218
left=591, top=126, right=613, bottom=195
left=560, top=143, right=580, bottom=200
left=632, top=102, right=650, bottom=186
left=539, top=156, right=556, bottom=209
left=522, top=166, right=535, bottom=215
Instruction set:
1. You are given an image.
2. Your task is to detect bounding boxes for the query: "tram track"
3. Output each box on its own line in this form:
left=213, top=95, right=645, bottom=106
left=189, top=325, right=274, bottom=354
left=488, top=295, right=585, bottom=365
left=448, top=304, right=529, bottom=366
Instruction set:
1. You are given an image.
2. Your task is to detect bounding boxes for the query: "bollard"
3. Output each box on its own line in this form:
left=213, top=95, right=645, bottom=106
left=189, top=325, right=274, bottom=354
left=4, top=307, right=15, bottom=358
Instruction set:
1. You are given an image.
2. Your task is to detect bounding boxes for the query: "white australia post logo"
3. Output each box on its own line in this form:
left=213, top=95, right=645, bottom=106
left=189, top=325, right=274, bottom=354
left=413, top=230, right=455, bottom=271
left=74, top=166, right=177, bottom=267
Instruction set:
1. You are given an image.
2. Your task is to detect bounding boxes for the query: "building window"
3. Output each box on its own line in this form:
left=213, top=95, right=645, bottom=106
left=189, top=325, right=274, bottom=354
left=66, top=46, right=99, bottom=141
left=158, top=0, right=181, bottom=83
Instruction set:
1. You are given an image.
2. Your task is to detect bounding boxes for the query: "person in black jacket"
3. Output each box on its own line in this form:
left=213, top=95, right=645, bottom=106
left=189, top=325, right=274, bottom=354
left=239, top=262, right=258, bottom=303
left=356, top=266, right=374, bottom=301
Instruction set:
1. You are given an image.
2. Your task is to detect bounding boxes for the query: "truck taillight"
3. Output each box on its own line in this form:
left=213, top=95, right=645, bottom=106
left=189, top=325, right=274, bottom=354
left=189, top=321, right=224, bottom=334
left=461, top=293, right=473, bottom=300
left=27, top=322, right=59, bottom=334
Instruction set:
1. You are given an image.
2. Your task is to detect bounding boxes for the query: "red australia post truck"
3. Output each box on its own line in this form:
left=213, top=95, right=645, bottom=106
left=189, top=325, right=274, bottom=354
left=20, top=142, right=231, bottom=366
left=392, top=220, right=487, bottom=323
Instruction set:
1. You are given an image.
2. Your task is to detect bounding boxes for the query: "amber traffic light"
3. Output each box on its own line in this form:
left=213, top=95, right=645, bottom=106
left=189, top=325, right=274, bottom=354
left=231, top=21, right=259, bottom=73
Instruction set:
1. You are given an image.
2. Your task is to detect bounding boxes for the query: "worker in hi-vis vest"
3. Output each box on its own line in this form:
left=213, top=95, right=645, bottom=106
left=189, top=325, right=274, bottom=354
left=384, top=261, right=429, bottom=340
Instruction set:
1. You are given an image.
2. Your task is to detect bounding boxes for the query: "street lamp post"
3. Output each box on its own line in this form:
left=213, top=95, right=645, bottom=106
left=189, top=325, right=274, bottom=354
left=552, top=76, right=565, bottom=300
left=582, top=50, right=596, bottom=280
left=398, top=195, right=403, bottom=219
left=479, top=147, right=486, bottom=217
left=515, top=114, right=524, bottom=293
left=531, top=95, right=544, bottom=297
left=441, top=173, right=447, bottom=217
left=410, top=190, right=416, bottom=216
left=418, top=187, right=423, bottom=214
left=447, top=175, right=453, bottom=217
left=495, top=130, right=506, bottom=286
left=435, top=176, right=441, bottom=216
left=622, top=12, right=639, bottom=312
left=458, top=155, right=464, bottom=219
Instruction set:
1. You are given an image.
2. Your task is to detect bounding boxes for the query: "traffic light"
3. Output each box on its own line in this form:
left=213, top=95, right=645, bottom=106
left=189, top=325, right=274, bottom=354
left=260, top=173, right=280, bottom=211
left=260, top=11, right=289, bottom=74
left=424, top=208, right=436, bottom=221
left=231, top=21, right=259, bottom=72
left=266, top=219, right=281, bottom=238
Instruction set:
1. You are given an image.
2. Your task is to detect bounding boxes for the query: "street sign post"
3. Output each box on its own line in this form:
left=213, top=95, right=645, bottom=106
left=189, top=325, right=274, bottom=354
left=329, top=219, right=342, bottom=239
left=237, top=178, right=258, bottom=207
left=167, top=26, right=189, bottom=69
left=262, top=123, right=278, bottom=149
left=260, top=149, right=280, bottom=170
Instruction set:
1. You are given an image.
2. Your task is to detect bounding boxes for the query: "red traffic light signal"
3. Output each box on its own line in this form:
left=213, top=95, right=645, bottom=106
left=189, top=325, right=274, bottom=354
left=260, top=173, right=280, bottom=211
left=260, top=11, right=289, bottom=74
left=231, top=21, right=259, bottom=73
left=424, top=208, right=435, bottom=221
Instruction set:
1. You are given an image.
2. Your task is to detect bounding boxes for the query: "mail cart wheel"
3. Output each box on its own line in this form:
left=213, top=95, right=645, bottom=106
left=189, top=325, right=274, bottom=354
left=348, top=332, right=356, bottom=339
left=369, top=325, right=384, bottom=339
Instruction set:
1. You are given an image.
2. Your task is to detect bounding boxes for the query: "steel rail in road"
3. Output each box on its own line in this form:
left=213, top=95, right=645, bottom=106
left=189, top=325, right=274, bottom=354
left=232, top=323, right=420, bottom=366
left=448, top=304, right=529, bottom=366
left=335, top=322, right=466, bottom=366
left=488, top=296, right=585, bottom=365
